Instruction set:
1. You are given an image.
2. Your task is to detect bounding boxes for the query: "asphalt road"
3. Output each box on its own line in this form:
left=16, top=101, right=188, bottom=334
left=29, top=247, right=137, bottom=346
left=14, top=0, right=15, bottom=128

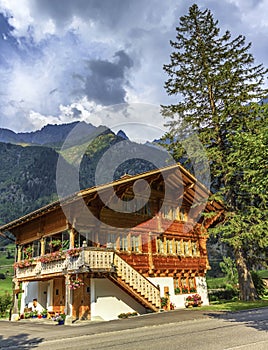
left=0, top=307, right=267, bottom=349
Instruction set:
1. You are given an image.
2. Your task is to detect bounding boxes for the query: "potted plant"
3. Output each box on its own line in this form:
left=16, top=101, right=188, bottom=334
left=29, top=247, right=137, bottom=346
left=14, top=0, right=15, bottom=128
left=69, top=277, right=84, bottom=290
left=24, top=311, right=31, bottom=319
left=49, top=239, right=62, bottom=249
left=55, top=313, right=66, bottom=325
left=170, top=302, right=176, bottom=310
left=161, top=296, right=168, bottom=309
left=30, top=310, right=38, bottom=318
left=41, top=309, right=48, bottom=318
left=23, top=246, right=33, bottom=259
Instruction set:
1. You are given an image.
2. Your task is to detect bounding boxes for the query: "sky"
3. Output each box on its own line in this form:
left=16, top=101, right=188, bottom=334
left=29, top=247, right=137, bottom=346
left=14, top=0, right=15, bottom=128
left=0, top=0, right=268, bottom=140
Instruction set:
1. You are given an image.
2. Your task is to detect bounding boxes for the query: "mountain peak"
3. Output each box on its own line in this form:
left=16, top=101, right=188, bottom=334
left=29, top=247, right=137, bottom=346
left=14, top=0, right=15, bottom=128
left=117, top=129, right=129, bottom=140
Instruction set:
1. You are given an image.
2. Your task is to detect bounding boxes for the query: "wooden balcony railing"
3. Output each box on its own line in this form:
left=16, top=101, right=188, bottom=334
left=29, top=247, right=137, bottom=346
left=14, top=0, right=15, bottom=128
left=14, top=248, right=160, bottom=311
left=15, top=248, right=114, bottom=279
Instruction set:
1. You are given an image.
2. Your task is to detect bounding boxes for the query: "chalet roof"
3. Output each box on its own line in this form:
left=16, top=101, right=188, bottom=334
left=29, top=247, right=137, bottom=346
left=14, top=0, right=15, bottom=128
left=0, top=163, right=223, bottom=234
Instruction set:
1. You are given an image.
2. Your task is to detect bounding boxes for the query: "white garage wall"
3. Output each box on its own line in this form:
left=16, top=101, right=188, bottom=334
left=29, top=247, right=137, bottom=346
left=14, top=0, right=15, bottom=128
left=91, top=278, right=147, bottom=321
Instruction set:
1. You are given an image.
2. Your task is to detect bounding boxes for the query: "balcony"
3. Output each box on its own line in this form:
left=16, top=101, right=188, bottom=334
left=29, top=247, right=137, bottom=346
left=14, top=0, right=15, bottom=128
left=14, top=248, right=161, bottom=311
left=15, top=248, right=115, bottom=280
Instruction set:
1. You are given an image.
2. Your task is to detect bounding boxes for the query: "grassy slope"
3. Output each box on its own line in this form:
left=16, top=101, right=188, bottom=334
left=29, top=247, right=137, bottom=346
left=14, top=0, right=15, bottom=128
left=0, top=249, right=14, bottom=295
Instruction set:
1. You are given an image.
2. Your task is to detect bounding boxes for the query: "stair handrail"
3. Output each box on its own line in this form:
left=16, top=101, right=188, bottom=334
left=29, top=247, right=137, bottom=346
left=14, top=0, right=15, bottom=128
left=113, top=253, right=160, bottom=306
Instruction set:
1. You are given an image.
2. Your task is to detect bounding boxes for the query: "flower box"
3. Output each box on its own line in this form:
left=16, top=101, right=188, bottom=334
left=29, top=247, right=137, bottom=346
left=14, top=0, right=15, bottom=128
left=185, top=294, right=203, bottom=308
left=39, top=252, right=65, bottom=263
left=14, top=259, right=36, bottom=269
left=66, top=248, right=82, bottom=257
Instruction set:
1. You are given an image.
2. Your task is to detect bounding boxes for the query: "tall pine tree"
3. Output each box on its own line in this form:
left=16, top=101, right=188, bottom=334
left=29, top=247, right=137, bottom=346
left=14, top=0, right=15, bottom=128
left=162, top=4, right=268, bottom=300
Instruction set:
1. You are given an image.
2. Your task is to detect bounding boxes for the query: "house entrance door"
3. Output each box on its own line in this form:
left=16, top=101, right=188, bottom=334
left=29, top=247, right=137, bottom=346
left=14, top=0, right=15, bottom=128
left=39, top=281, right=49, bottom=309
left=72, top=274, right=90, bottom=320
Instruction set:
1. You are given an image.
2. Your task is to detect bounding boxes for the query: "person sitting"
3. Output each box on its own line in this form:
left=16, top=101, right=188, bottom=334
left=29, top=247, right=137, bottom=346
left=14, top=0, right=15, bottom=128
left=28, top=298, right=43, bottom=313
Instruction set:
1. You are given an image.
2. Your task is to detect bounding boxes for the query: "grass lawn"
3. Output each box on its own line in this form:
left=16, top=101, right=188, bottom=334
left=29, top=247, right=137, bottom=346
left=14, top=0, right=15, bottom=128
left=0, top=276, right=13, bottom=296
left=206, top=270, right=268, bottom=290
left=200, top=298, right=268, bottom=312
left=206, top=276, right=227, bottom=289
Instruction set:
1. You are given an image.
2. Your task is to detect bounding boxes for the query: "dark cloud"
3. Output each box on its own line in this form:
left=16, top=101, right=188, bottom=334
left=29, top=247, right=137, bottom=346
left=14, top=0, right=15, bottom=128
left=83, top=50, right=133, bottom=105
left=32, top=0, right=136, bottom=29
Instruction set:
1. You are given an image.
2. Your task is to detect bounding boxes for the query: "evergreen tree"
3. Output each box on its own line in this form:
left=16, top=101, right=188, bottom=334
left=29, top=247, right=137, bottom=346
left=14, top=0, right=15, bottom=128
left=162, top=4, right=268, bottom=300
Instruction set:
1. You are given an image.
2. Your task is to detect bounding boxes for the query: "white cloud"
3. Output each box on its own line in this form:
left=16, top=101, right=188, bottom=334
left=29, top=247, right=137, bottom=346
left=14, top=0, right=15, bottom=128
left=0, top=0, right=268, bottom=134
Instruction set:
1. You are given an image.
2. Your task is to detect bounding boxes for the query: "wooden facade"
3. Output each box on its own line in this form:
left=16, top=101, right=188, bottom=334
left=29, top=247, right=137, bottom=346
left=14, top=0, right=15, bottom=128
left=0, top=163, right=223, bottom=321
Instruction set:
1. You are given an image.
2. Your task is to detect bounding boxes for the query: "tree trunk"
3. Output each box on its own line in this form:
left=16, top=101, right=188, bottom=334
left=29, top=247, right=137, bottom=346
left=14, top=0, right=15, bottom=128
left=234, top=248, right=258, bottom=301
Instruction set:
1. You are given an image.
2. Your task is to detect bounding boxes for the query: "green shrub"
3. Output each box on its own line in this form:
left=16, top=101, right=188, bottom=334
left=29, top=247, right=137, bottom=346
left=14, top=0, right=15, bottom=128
left=0, top=292, right=12, bottom=317
left=208, top=287, right=239, bottom=302
left=251, top=271, right=267, bottom=297
left=118, top=312, right=138, bottom=319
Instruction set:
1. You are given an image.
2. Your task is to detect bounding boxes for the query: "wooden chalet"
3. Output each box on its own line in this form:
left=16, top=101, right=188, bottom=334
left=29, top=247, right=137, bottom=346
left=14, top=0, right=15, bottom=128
left=0, top=163, right=223, bottom=322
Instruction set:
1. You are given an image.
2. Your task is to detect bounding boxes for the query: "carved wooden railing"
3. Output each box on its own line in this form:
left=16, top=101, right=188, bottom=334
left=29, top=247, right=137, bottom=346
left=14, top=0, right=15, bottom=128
left=83, top=249, right=114, bottom=270
left=113, top=254, right=161, bottom=309
left=15, top=249, right=114, bottom=279
left=15, top=261, right=41, bottom=279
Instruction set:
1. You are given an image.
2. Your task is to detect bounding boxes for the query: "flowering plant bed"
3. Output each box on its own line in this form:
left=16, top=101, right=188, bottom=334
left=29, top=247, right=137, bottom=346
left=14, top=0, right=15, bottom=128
left=39, top=251, right=65, bottom=263
left=185, top=294, right=203, bottom=308
left=66, top=247, right=82, bottom=257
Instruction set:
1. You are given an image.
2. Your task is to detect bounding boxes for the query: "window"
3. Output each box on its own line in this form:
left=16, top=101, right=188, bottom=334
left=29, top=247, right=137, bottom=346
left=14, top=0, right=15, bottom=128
left=184, top=241, right=190, bottom=256
left=174, top=276, right=196, bottom=294
left=162, top=205, right=173, bottom=220
left=162, top=204, right=187, bottom=221
left=106, top=233, right=117, bottom=249
left=192, top=241, right=199, bottom=257
left=181, top=277, right=188, bottom=293
left=32, top=240, right=40, bottom=257
left=167, top=239, right=174, bottom=254
left=131, top=235, right=140, bottom=252
left=176, top=240, right=182, bottom=255
left=120, top=234, right=128, bottom=251
left=157, top=238, right=165, bottom=254
left=179, top=207, right=187, bottom=221
left=189, top=277, right=196, bottom=292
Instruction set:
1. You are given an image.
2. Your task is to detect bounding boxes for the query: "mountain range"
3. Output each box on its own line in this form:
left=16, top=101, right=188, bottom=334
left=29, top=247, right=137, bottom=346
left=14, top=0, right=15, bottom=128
left=0, top=121, right=97, bottom=146
left=0, top=121, right=166, bottom=229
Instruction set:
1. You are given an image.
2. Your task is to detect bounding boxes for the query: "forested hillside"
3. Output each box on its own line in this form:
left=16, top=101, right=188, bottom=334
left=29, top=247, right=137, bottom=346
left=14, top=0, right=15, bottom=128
left=0, top=142, right=59, bottom=225
left=0, top=122, right=163, bottom=240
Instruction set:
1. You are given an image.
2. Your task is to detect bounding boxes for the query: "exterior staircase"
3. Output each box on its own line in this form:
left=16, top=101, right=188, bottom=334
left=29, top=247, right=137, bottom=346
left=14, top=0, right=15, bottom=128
left=108, top=253, right=161, bottom=312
